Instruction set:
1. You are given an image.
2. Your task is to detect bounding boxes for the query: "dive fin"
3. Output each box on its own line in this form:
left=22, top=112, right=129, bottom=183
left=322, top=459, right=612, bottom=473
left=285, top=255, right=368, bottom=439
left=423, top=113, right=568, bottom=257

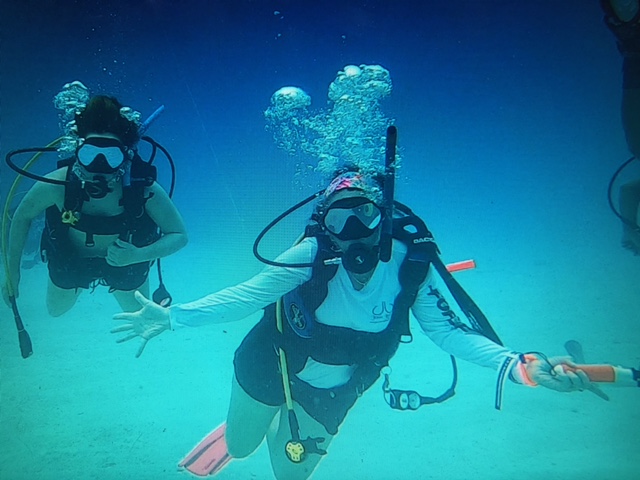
left=564, top=340, right=609, bottom=401
left=179, top=423, right=232, bottom=476
left=564, top=340, right=585, bottom=364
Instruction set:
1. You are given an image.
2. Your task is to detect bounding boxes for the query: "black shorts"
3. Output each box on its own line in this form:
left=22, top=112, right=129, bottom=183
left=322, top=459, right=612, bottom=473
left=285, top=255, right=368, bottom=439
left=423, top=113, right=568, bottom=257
left=233, top=305, right=365, bottom=435
left=46, top=253, right=151, bottom=291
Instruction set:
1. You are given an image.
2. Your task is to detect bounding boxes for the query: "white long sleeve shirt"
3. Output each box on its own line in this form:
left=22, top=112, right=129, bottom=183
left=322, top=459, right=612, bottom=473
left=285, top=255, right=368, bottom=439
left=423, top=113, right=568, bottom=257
left=169, top=237, right=513, bottom=388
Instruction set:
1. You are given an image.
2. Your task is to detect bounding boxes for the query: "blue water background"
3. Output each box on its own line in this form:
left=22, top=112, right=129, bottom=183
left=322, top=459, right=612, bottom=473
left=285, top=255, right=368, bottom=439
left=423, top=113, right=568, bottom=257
left=1, top=1, right=638, bottom=479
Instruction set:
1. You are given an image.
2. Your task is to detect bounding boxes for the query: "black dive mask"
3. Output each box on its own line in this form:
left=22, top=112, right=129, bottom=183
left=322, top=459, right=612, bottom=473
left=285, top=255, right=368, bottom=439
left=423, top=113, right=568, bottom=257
left=321, top=197, right=382, bottom=241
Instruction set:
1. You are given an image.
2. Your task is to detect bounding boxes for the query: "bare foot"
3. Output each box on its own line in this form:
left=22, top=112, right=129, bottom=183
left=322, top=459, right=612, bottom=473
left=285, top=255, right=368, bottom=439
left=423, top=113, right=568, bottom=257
left=622, top=230, right=640, bottom=254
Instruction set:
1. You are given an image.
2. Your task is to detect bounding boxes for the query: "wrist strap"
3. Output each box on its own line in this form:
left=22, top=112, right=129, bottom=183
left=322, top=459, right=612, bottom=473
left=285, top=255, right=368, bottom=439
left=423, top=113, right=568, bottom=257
left=495, top=353, right=520, bottom=410
left=517, top=353, right=539, bottom=387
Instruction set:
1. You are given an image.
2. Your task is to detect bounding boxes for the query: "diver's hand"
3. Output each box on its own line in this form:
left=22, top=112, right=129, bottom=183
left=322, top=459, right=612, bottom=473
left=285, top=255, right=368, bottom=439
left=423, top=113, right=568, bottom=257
left=525, top=355, right=592, bottom=393
left=106, top=239, right=140, bottom=267
left=111, top=291, right=171, bottom=357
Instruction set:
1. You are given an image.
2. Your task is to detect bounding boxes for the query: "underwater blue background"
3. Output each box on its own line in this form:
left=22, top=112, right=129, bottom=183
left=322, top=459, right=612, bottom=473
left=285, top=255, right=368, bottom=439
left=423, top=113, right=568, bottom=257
left=1, top=1, right=639, bottom=479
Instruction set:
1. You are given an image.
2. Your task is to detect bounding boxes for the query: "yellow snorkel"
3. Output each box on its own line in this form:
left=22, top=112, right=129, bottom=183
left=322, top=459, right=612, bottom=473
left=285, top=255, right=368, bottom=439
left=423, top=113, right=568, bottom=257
left=2, top=137, right=65, bottom=358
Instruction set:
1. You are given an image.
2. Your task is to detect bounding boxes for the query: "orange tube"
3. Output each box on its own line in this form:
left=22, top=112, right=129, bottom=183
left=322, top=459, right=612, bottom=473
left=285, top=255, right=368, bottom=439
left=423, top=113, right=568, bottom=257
left=562, top=364, right=616, bottom=382
left=446, top=259, right=476, bottom=273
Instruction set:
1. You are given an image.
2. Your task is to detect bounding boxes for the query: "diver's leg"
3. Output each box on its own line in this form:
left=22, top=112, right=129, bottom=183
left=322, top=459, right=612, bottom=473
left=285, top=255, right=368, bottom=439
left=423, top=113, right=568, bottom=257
left=620, top=179, right=640, bottom=252
left=46, top=279, right=81, bottom=317
left=622, top=80, right=640, bottom=156
left=610, top=0, right=639, bottom=22
left=619, top=39, right=640, bottom=250
left=112, top=278, right=149, bottom=312
left=225, top=374, right=280, bottom=458
left=266, top=402, right=334, bottom=480
left=606, top=0, right=639, bottom=22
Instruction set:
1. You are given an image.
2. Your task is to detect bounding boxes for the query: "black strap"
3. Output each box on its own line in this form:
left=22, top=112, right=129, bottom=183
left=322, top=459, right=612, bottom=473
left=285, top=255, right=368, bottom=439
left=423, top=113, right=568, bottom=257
left=284, top=230, right=339, bottom=333
left=393, top=201, right=502, bottom=345
left=431, top=257, right=502, bottom=345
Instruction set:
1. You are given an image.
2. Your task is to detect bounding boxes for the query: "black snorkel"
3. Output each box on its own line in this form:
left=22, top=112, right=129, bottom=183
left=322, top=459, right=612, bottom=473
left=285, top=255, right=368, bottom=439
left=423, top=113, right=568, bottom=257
left=379, top=125, right=397, bottom=263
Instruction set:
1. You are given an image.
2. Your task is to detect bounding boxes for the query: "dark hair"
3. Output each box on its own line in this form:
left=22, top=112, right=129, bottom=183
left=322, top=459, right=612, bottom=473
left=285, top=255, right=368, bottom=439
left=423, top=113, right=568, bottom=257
left=74, top=95, right=140, bottom=147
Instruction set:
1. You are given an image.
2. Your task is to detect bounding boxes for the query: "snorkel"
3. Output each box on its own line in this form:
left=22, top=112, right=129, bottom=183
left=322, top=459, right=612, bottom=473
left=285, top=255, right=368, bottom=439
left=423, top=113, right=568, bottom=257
left=379, top=125, right=397, bottom=263
left=120, top=104, right=164, bottom=191
left=139, top=104, right=165, bottom=136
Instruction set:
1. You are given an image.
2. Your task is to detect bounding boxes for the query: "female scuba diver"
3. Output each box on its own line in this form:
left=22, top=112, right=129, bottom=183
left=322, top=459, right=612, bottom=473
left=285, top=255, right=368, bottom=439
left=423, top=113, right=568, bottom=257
left=3, top=95, right=188, bottom=317
left=112, top=166, right=597, bottom=480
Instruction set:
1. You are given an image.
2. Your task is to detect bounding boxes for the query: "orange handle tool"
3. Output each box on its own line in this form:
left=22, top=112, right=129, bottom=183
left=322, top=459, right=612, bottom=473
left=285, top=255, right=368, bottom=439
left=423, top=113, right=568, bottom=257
left=446, top=259, right=476, bottom=273
left=562, top=364, right=616, bottom=382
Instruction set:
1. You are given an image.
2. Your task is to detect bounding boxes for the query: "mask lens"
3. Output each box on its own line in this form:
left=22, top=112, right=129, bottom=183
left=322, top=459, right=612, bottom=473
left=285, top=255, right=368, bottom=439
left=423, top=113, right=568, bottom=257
left=323, top=199, right=381, bottom=237
left=76, top=138, right=126, bottom=170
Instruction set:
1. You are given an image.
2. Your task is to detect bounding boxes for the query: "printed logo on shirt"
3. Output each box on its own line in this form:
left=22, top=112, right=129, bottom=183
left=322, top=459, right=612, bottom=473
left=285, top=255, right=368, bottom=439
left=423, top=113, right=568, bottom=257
left=372, top=301, right=393, bottom=323
left=427, top=286, right=464, bottom=327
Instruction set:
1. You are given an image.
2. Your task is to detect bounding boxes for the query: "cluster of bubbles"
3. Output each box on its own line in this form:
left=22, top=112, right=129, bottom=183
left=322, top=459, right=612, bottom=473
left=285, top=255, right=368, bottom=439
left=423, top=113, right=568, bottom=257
left=52, top=80, right=142, bottom=154
left=53, top=81, right=90, bottom=154
left=264, top=64, right=397, bottom=179
left=119, top=106, right=142, bottom=125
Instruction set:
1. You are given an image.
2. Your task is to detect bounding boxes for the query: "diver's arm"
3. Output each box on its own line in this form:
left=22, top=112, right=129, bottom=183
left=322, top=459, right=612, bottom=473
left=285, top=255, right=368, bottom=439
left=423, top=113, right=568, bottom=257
left=168, top=237, right=316, bottom=328
left=411, top=266, right=514, bottom=370
left=5, top=172, right=64, bottom=295
left=129, top=182, right=188, bottom=262
left=412, top=269, right=593, bottom=394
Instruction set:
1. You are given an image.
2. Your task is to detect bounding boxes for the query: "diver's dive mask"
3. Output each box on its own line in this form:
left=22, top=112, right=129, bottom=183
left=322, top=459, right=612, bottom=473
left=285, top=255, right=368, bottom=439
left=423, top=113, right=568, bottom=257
left=76, top=137, right=128, bottom=174
left=321, top=197, right=382, bottom=241
left=320, top=196, right=383, bottom=274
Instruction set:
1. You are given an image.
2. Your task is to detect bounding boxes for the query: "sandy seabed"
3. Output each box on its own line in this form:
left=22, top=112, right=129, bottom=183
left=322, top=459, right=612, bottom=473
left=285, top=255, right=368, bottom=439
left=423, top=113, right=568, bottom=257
left=1, top=238, right=639, bottom=480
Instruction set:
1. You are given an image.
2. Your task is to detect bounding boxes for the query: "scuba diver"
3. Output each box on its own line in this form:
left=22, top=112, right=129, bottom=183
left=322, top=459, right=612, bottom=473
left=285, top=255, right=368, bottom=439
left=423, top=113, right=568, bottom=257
left=2, top=94, right=188, bottom=322
left=109, top=124, right=627, bottom=479
left=601, top=0, right=640, bottom=254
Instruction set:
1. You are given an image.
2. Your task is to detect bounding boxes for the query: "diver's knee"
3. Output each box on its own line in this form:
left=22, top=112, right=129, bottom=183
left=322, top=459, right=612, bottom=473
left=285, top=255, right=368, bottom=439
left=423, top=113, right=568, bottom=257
left=46, top=285, right=78, bottom=317
left=46, top=301, right=73, bottom=317
left=225, top=432, right=260, bottom=459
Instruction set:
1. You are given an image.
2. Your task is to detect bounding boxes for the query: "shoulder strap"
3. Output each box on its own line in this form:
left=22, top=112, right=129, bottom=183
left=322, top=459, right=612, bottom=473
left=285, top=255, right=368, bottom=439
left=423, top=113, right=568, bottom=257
left=119, top=154, right=157, bottom=240
left=61, top=160, right=86, bottom=213
left=389, top=208, right=437, bottom=342
left=393, top=201, right=502, bottom=345
left=295, top=229, right=339, bottom=302
left=282, top=226, right=339, bottom=336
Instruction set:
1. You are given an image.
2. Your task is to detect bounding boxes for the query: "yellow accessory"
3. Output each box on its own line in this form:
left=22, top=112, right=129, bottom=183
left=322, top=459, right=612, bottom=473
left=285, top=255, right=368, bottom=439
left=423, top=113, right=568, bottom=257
left=285, top=441, right=305, bottom=463
left=61, top=210, right=79, bottom=225
left=2, top=137, right=64, bottom=359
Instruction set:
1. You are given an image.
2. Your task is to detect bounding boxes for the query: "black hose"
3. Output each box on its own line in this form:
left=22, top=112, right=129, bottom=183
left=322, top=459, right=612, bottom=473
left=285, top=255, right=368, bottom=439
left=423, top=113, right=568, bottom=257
left=252, top=191, right=323, bottom=268
left=5, top=147, right=68, bottom=185
left=608, top=156, right=640, bottom=230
